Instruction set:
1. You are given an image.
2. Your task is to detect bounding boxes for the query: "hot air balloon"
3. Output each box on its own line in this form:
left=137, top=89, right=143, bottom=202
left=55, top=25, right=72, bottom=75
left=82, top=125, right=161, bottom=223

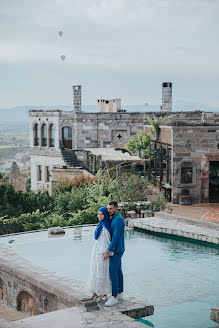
left=60, top=55, right=66, bottom=61
left=58, top=31, right=63, bottom=37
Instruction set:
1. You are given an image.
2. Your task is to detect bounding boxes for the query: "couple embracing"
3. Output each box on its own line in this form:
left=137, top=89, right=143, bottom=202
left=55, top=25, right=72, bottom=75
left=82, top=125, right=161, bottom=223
left=88, top=201, right=125, bottom=307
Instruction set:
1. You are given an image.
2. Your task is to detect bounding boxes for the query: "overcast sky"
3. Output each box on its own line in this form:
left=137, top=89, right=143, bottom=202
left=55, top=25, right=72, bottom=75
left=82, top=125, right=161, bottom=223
left=0, top=0, right=219, bottom=108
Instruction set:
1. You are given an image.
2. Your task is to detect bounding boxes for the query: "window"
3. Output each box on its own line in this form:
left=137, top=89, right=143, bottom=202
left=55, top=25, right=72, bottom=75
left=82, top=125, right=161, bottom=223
left=181, top=167, right=193, bottom=184
left=41, top=124, right=47, bottom=146
left=37, top=165, right=42, bottom=181
left=33, top=123, right=39, bottom=146
left=49, top=124, right=55, bottom=147
left=45, top=166, right=50, bottom=182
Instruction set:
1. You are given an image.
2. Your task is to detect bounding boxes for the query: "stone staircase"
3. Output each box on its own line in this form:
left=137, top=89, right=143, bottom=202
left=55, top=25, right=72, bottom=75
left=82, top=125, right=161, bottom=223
left=61, top=149, right=94, bottom=175
left=61, top=149, right=83, bottom=168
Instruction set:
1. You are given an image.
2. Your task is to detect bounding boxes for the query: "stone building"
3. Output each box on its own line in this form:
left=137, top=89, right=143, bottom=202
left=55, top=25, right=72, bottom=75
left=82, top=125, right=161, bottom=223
left=29, top=85, right=219, bottom=204
left=144, top=111, right=219, bottom=204
left=29, top=93, right=146, bottom=193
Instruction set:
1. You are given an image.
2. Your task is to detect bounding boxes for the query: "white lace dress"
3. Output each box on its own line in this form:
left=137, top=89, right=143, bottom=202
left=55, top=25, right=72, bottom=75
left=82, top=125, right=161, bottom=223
left=88, top=226, right=112, bottom=295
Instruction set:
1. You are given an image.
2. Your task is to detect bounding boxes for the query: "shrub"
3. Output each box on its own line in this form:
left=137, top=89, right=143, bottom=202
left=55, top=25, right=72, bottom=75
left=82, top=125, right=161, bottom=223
left=53, top=187, right=86, bottom=215
left=149, top=191, right=167, bottom=216
left=18, top=210, right=48, bottom=231
left=41, top=213, right=67, bottom=229
left=54, top=175, right=98, bottom=192
left=0, top=184, right=53, bottom=218
left=67, top=208, right=98, bottom=226
left=0, top=216, right=24, bottom=235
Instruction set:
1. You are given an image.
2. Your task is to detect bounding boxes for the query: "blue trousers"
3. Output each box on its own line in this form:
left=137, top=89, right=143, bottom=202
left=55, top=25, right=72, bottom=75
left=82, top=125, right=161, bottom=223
left=109, top=252, right=124, bottom=297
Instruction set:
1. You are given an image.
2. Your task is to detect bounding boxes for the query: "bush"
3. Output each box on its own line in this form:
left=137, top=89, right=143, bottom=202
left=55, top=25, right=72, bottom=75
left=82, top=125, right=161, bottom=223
left=0, top=184, right=53, bottom=218
left=0, top=216, right=24, bottom=235
left=53, top=187, right=86, bottom=215
left=67, top=208, right=99, bottom=226
left=54, top=175, right=98, bottom=192
left=0, top=184, right=25, bottom=217
left=149, top=191, right=167, bottom=216
left=18, top=210, right=48, bottom=231
left=41, top=213, right=67, bottom=229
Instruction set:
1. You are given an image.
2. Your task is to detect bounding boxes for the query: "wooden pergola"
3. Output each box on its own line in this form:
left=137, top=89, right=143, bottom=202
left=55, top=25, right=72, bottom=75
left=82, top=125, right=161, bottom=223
left=84, top=148, right=148, bottom=178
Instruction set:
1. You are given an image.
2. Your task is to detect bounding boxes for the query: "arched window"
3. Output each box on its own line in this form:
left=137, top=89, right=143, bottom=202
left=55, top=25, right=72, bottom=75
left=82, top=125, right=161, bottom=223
left=17, top=291, right=38, bottom=315
left=62, top=126, right=72, bottom=149
left=49, top=124, right=55, bottom=147
left=41, top=123, right=47, bottom=146
left=0, top=278, right=7, bottom=302
left=33, top=123, right=39, bottom=146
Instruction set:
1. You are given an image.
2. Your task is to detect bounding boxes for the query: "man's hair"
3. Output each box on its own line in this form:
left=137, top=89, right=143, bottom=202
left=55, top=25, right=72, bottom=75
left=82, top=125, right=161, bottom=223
left=108, top=201, right=118, bottom=208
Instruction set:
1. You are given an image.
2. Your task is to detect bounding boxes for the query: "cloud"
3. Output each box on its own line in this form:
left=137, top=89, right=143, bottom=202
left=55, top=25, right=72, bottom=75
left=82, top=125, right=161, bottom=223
left=1, top=0, right=219, bottom=107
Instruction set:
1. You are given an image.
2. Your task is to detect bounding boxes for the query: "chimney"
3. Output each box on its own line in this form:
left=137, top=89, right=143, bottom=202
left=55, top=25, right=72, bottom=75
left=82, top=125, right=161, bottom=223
left=73, top=85, right=81, bottom=111
left=97, top=98, right=122, bottom=112
left=161, top=82, right=172, bottom=112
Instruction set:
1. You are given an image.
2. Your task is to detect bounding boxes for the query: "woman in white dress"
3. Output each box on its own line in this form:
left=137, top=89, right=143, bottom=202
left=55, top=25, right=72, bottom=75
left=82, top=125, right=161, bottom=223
left=88, top=207, right=112, bottom=299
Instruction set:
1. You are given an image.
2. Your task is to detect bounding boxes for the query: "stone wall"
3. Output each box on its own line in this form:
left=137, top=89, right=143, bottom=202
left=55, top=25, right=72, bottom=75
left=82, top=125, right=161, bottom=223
left=159, top=126, right=172, bottom=144
left=0, top=245, right=88, bottom=316
left=73, top=112, right=146, bottom=149
left=51, top=168, right=93, bottom=188
left=172, top=126, right=219, bottom=203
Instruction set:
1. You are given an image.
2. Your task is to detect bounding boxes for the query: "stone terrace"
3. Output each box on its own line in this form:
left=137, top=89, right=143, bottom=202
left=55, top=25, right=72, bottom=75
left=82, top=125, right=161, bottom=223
left=0, top=245, right=153, bottom=327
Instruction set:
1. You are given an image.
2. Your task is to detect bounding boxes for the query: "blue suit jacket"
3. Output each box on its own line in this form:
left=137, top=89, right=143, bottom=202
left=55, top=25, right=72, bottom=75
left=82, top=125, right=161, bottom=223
left=108, top=212, right=125, bottom=253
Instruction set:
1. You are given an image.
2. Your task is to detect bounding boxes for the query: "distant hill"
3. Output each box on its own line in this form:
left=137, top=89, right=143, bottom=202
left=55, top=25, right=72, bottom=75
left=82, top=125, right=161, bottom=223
left=0, top=102, right=219, bottom=123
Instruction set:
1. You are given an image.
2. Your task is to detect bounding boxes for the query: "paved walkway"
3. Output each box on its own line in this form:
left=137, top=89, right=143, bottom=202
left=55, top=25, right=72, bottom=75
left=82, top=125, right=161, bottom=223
left=166, top=203, right=219, bottom=223
left=0, top=306, right=149, bottom=328
left=0, top=301, right=28, bottom=322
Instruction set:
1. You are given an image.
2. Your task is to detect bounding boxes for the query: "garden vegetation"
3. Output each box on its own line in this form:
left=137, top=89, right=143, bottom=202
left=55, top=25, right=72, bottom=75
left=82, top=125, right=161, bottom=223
left=0, top=173, right=167, bottom=235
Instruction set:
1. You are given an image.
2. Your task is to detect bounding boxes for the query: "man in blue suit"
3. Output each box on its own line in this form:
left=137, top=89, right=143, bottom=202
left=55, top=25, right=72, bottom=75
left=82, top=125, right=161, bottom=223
left=104, top=201, right=125, bottom=307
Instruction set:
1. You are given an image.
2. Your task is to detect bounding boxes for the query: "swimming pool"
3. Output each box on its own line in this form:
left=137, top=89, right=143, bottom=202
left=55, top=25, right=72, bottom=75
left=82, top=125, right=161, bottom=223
left=1, top=226, right=218, bottom=328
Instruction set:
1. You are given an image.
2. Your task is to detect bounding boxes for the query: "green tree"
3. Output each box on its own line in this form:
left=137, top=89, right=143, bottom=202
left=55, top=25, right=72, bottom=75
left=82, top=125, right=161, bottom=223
left=126, top=130, right=151, bottom=159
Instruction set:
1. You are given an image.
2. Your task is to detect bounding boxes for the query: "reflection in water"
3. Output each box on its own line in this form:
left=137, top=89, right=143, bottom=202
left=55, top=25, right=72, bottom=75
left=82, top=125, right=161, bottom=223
left=48, top=233, right=65, bottom=239
left=73, top=227, right=82, bottom=241
left=126, top=228, right=219, bottom=256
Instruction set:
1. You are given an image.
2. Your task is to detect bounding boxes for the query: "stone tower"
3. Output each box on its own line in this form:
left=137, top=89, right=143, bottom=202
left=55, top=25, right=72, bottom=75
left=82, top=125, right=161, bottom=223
left=9, top=161, right=26, bottom=192
left=73, top=85, right=81, bottom=111
left=161, top=82, right=172, bottom=112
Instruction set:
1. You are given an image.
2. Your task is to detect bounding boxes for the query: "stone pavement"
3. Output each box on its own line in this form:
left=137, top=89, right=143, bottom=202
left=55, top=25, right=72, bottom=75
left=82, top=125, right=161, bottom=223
left=0, top=301, right=28, bottom=322
left=166, top=203, right=219, bottom=222
left=202, top=208, right=219, bottom=223
left=3, top=306, right=150, bottom=328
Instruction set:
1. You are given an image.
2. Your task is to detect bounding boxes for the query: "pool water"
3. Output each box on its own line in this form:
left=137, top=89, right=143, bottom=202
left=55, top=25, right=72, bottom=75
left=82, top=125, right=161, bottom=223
left=1, top=227, right=219, bottom=328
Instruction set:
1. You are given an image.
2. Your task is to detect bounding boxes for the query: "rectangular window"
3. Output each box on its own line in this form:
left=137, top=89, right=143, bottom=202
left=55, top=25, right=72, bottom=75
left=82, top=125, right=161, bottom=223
left=45, top=166, right=50, bottom=182
left=37, top=165, right=42, bottom=181
left=181, top=167, right=193, bottom=184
